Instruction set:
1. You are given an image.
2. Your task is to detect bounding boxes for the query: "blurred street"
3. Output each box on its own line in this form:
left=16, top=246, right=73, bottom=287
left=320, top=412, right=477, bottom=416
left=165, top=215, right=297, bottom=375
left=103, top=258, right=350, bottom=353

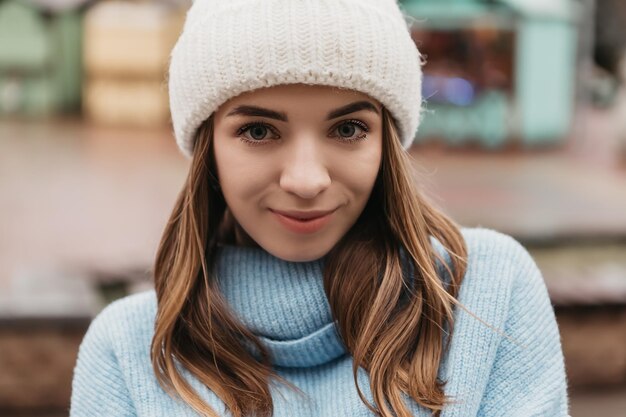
left=1, top=0, right=626, bottom=415
left=412, top=105, right=626, bottom=243
left=3, top=93, right=626, bottom=297
left=2, top=91, right=625, bottom=293
left=1, top=98, right=626, bottom=415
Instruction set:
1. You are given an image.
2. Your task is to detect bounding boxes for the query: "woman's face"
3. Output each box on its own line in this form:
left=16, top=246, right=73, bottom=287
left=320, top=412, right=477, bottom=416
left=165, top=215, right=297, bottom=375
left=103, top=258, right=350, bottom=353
left=213, top=84, right=383, bottom=262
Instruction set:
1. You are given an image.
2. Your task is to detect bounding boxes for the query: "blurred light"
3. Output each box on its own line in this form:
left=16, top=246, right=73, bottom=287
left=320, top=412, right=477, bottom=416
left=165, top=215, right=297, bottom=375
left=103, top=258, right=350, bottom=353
left=423, top=75, right=476, bottom=106
left=445, top=77, right=475, bottom=106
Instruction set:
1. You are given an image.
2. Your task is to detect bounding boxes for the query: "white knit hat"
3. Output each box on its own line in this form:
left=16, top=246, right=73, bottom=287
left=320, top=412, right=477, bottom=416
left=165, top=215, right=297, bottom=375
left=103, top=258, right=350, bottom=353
left=168, top=0, right=423, bottom=158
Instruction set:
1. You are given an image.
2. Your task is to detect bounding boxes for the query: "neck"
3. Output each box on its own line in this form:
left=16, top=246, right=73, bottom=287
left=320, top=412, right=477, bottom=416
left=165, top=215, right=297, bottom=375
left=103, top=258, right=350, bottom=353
left=214, top=243, right=347, bottom=367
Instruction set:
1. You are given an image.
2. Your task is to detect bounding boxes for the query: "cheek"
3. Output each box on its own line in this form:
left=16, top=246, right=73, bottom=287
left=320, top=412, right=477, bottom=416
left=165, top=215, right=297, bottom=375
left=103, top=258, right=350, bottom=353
left=330, top=143, right=382, bottom=197
left=213, top=139, right=273, bottom=204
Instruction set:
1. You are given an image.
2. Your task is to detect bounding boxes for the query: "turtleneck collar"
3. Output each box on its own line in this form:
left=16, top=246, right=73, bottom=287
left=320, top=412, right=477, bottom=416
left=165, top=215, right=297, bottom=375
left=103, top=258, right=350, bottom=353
left=214, top=244, right=347, bottom=368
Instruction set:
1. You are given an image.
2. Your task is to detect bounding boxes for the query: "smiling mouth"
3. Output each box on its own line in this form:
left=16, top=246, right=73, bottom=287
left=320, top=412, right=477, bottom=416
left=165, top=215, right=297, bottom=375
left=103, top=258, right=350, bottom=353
left=269, top=208, right=336, bottom=234
left=269, top=209, right=336, bottom=220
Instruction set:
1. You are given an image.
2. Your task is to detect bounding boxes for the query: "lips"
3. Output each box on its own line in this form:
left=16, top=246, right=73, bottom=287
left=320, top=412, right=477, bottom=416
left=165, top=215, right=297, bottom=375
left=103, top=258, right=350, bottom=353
left=270, top=209, right=335, bottom=220
left=269, top=208, right=336, bottom=234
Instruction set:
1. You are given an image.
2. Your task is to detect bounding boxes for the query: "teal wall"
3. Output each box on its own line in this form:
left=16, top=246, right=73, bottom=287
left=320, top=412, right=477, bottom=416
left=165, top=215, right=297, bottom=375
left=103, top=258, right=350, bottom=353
left=403, top=0, right=579, bottom=147
left=0, top=1, right=82, bottom=115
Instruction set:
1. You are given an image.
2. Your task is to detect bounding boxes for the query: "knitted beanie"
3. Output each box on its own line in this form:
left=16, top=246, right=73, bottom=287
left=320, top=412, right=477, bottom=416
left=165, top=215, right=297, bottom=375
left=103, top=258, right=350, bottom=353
left=168, top=0, right=423, bottom=158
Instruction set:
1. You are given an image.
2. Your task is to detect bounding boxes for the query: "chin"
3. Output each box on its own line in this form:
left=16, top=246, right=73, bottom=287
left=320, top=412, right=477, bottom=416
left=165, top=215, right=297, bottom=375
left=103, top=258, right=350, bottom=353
left=260, top=238, right=335, bottom=262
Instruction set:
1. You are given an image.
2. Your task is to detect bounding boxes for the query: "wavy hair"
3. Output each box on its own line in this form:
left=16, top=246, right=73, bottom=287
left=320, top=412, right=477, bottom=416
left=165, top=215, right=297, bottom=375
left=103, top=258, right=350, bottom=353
left=151, top=107, right=468, bottom=417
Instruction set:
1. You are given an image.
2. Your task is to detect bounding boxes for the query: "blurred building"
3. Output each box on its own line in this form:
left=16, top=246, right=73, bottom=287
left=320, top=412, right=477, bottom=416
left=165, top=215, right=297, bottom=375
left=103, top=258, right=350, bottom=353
left=0, top=0, right=84, bottom=115
left=403, top=0, right=580, bottom=148
left=1, top=1, right=625, bottom=416
left=82, top=0, right=185, bottom=127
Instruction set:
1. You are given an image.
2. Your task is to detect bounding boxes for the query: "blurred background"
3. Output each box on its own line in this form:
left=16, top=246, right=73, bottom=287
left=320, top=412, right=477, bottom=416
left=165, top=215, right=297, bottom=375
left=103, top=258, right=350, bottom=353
left=0, top=0, right=625, bottom=415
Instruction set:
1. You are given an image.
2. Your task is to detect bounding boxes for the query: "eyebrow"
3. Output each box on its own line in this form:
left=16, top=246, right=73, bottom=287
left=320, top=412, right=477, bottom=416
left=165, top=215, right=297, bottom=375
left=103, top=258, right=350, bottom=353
left=225, top=100, right=379, bottom=121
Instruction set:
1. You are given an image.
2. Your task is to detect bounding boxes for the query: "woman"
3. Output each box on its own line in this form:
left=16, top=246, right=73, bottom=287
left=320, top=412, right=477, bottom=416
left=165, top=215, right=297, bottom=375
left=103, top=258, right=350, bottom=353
left=70, top=0, right=569, bottom=416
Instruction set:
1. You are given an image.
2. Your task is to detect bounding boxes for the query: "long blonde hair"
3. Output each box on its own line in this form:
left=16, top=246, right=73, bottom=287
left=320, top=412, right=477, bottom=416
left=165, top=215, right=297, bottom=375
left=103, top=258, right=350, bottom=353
left=151, top=107, right=468, bottom=417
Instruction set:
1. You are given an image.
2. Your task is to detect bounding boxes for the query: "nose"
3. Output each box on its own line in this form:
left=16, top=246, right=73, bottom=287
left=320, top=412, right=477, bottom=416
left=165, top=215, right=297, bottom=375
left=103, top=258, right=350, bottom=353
left=279, top=137, right=331, bottom=199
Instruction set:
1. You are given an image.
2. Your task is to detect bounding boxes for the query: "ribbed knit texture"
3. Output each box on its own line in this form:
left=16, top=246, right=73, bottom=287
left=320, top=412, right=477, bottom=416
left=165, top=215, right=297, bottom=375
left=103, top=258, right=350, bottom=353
left=70, top=227, right=570, bottom=416
left=168, top=0, right=423, bottom=158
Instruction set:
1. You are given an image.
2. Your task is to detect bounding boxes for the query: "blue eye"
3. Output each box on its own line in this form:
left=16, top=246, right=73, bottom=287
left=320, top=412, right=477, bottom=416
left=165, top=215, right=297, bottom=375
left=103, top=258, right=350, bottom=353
left=249, top=125, right=268, bottom=140
left=331, top=120, right=369, bottom=142
left=236, top=122, right=280, bottom=145
left=338, top=124, right=356, bottom=137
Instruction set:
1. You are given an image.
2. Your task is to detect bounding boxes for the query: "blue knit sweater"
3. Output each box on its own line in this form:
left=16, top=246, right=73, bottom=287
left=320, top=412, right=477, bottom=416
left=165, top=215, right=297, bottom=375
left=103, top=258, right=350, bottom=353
left=70, top=227, right=569, bottom=416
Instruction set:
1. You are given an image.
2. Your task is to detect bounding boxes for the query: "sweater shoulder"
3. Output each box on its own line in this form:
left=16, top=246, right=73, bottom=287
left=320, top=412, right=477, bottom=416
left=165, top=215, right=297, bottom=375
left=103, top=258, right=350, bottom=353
left=86, top=289, right=157, bottom=351
left=453, top=228, right=551, bottom=312
left=432, top=226, right=533, bottom=277
left=460, top=226, right=530, bottom=263
left=95, top=289, right=157, bottom=325
left=459, top=227, right=537, bottom=276
left=437, top=227, right=542, bottom=303
left=72, top=290, right=157, bottom=415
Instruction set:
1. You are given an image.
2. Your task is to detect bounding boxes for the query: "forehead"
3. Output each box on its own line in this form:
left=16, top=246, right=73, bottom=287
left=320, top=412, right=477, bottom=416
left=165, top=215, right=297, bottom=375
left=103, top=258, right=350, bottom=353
left=214, top=84, right=381, bottom=120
